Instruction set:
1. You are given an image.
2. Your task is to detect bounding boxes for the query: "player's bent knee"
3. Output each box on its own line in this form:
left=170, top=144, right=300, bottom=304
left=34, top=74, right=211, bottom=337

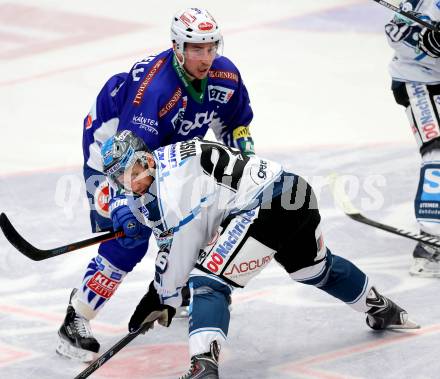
left=289, top=249, right=332, bottom=286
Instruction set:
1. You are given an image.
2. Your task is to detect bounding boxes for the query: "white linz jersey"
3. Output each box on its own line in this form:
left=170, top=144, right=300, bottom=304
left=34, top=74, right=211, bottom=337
left=386, top=0, right=440, bottom=83
left=143, top=139, right=282, bottom=307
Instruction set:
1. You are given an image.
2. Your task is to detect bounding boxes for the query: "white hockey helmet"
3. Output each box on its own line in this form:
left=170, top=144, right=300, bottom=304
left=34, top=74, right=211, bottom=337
left=171, top=8, right=223, bottom=57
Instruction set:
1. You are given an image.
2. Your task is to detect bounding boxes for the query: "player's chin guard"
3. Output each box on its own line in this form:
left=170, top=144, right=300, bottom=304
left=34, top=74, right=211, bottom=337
left=171, top=7, right=223, bottom=64
left=128, top=281, right=176, bottom=333
left=101, top=130, right=151, bottom=193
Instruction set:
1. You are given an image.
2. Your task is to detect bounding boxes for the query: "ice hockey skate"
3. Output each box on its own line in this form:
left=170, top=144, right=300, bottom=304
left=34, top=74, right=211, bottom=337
left=365, top=287, right=419, bottom=330
left=409, top=240, right=440, bottom=278
left=56, top=289, right=100, bottom=362
left=179, top=341, right=220, bottom=379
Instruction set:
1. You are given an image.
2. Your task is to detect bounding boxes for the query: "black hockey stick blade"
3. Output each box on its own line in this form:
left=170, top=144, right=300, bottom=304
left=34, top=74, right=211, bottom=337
left=373, top=0, right=440, bottom=31
left=74, top=321, right=153, bottom=379
left=0, top=212, right=124, bottom=261
left=329, top=174, right=440, bottom=248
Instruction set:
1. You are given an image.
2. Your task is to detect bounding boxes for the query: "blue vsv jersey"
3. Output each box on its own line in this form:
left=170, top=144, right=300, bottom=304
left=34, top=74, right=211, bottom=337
left=83, top=48, right=253, bottom=171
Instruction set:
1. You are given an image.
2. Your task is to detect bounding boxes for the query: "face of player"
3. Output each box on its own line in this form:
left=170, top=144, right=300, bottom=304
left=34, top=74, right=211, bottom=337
left=117, top=157, right=155, bottom=196
left=180, top=42, right=218, bottom=79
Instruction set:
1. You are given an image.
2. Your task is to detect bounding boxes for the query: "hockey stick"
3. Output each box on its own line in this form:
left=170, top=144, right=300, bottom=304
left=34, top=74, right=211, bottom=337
left=373, top=0, right=440, bottom=31
left=329, top=175, right=440, bottom=248
left=74, top=321, right=153, bottom=379
left=0, top=212, right=124, bottom=261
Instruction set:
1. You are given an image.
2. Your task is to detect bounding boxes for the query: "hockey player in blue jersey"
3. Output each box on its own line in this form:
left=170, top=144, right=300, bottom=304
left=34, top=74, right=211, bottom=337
left=57, top=8, right=255, bottom=362
left=385, top=0, right=440, bottom=277
left=100, top=131, right=418, bottom=379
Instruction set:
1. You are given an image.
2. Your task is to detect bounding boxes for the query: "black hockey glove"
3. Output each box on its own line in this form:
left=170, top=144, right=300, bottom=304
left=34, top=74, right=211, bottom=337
left=419, top=27, right=440, bottom=58
left=128, top=281, right=176, bottom=333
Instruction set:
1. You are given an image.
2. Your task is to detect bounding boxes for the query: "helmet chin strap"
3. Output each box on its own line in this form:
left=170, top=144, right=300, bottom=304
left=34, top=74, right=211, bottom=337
left=173, top=49, right=197, bottom=81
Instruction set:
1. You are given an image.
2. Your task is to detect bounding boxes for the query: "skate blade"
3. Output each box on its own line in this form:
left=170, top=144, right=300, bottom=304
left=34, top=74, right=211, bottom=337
left=56, top=336, right=96, bottom=362
left=385, top=318, right=420, bottom=330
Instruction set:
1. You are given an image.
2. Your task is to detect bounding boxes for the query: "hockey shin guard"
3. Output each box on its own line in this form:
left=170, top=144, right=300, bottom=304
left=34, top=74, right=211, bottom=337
left=72, top=254, right=127, bottom=320
left=290, top=251, right=371, bottom=313
left=188, top=276, right=231, bottom=357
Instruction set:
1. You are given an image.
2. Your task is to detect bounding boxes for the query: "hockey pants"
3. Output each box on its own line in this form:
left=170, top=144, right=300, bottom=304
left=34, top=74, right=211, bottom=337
left=187, top=174, right=371, bottom=356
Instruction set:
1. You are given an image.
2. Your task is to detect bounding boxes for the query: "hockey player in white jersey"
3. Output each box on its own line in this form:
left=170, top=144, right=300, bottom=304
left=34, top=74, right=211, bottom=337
left=101, top=130, right=418, bottom=378
left=385, top=0, right=440, bottom=276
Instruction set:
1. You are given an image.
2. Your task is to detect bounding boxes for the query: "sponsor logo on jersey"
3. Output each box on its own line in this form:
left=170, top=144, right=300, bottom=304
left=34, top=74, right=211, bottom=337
left=131, top=113, right=159, bottom=135
left=204, top=211, right=255, bottom=273
left=250, top=160, right=272, bottom=185
left=223, top=255, right=272, bottom=276
left=257, top=160, right=267, bottom=180
left=85, top=114, right=93, bottom=129
left=198, top=22, right=213, bottom=31
left=421, top=168, right=440, bottom=201
left=208, top=70, right=239, bottom=83
left=159, top=87, right=183, bottom=118
left=208, top=85, right=234, bottom=104
left=94, top=181, right=110, bottom=218
left=175, top=110, right=224, bottom=136
left=86, top=271, right=120, bottom=299
left=409, top=83, right=440, bottom=142
left=133, top=58, right=166, bottom=106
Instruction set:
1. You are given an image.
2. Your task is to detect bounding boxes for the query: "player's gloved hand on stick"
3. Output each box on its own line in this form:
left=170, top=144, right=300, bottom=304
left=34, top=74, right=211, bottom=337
left=419, top=27, right=440, bottom=58
left=109, top=195, right=149, bottom=248
left=128, top=281, right=176, bottom=333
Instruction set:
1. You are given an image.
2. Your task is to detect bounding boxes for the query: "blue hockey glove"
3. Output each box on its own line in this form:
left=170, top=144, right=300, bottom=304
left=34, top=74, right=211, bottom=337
left=419, top=27, right=440, bottom=58
left=129, top=281, right=176, bottom=333
left=109, top=195, right=149, bottom=249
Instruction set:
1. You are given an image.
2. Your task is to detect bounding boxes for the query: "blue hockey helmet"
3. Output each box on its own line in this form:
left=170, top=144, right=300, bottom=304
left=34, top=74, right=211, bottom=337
left=101, top=130, right=151, bottom=191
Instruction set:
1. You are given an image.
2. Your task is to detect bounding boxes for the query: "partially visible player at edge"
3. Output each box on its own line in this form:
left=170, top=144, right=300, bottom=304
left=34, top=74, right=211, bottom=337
left=103, top=130, right=419, bottom=379
left=56, top=8, right=255, bottom=362
left=385, top=0, right=440, bottom=277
